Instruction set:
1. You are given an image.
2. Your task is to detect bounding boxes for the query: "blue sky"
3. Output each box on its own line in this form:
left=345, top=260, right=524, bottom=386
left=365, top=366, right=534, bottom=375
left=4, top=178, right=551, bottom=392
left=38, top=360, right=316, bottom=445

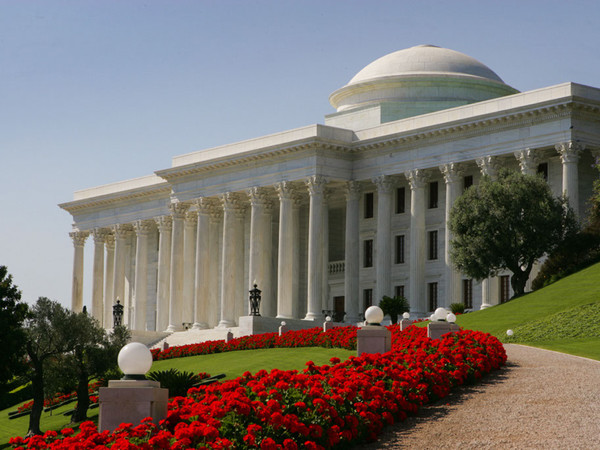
left=1, top=0, right=599, bottom=308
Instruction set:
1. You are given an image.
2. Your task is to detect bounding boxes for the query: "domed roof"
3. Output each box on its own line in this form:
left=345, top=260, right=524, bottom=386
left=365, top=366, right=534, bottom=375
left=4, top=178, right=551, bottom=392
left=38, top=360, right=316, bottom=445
left=348, top=44, right=505, bottom=85
left=329, top=45, right=518, bottom=118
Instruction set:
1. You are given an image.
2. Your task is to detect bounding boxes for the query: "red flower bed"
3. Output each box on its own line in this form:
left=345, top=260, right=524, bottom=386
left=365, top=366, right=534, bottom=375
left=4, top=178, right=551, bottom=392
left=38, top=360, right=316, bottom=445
left=16, top=381, right=103, bottom=414
left=10, top=325, right=506, bottom=449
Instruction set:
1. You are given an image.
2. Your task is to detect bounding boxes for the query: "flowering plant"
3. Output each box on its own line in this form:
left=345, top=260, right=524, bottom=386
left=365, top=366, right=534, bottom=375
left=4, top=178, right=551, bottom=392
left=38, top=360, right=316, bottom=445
left=10, top=325, right=505, bottom=449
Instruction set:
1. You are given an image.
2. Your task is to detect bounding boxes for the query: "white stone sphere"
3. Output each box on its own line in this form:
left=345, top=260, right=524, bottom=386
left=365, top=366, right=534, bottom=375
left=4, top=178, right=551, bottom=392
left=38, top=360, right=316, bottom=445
left=325, top=316, right=332, bottom=322
left=446, top=313, right=457, bottom=323
left=280, top=321, right=286, bottom=326
left=506, top=329, right=514, bottom=337
left=365, top=306, right=384, bottom=325
left=433, top=307, right=450, bottom=321
left=402, top=312, right=410, bottom=319
left=118, top=342, right=153, bottom=376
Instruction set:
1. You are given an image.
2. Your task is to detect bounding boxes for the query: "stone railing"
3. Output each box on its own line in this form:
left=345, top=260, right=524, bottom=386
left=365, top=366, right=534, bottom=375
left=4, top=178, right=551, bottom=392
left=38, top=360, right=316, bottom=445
left=328, top=260, right=345, bottom=274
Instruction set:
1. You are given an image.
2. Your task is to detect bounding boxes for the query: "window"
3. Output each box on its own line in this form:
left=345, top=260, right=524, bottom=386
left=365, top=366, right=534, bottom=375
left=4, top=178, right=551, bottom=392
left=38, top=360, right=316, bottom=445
left=394, top=285, right=405, bottom=299
left=428, top=282, right=438, bottom=311
left=428, top=182, right=438, bottom=208
left=428, top=230, right=438, bottom=260
left=396, top=187, right=406, bottom=214
left=364, top=192, right=374, bottom=219
left=462, top=279, right=473, bottom=309
left=463, top=175, right=473, bottom=191
left=363, top=239, right=373, bottom=268
left=395, top=235, right=405, bottom=264
left=537, top=163, right=548, bottom=181
left=500, top=275, right=510, bottom=303
left=363, top=289, right=373, bottom=310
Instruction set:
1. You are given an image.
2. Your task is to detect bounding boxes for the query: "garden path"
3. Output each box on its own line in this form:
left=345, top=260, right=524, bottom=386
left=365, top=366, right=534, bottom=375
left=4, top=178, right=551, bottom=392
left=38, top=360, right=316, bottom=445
left=363, top=344, right=600, bottom=449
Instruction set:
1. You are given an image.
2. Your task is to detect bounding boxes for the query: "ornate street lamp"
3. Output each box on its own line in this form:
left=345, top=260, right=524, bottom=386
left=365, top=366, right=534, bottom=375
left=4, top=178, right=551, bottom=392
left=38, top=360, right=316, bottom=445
left=113, top=298, right=124, bottom=327
left=249, top=282, right=262, bottom=316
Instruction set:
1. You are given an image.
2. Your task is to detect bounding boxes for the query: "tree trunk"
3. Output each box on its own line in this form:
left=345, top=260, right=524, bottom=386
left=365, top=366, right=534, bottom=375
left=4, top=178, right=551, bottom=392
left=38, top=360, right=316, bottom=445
left=510, top=263, right=533, bottom=298
left=27, top=358, right=44, bottom=436
left=71, top=360, right=90, bottom=423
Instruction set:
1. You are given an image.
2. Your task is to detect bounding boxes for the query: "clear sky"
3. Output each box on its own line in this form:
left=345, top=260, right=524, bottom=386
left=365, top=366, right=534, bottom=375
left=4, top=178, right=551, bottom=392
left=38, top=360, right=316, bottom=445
left=1, top=0, right=599, bottom=308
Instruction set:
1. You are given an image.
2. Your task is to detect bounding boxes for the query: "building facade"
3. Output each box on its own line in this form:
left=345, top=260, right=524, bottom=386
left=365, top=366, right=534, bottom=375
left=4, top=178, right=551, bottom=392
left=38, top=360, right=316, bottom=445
left=60, top=45, right=600, bottom=331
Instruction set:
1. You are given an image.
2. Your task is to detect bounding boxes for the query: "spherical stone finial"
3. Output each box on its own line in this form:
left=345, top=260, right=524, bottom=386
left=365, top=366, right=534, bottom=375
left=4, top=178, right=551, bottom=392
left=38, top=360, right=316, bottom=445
left=402, top=312, right=410, bottom=320
left=365, top=306, right=384, bottom=325
left=446, top=313, right=457, bottom=323
left=433, top=307, right=451, bottom=321
left=118, top=342, right=153, bottom=379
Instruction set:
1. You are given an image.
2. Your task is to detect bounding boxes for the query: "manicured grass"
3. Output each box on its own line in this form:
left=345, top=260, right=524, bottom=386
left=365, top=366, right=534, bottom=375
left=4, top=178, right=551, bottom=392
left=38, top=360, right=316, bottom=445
left=0, top=347, right=354, bottom=448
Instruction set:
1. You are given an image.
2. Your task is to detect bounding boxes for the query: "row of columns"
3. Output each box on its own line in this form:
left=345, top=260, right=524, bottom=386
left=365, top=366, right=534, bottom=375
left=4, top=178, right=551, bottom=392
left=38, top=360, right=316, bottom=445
left=70, top=141, right=585, bottom=325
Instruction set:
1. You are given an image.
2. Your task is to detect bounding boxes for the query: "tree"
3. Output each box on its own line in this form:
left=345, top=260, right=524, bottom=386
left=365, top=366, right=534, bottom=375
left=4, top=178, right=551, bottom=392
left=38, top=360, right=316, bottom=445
left=24, top=298, right=78, bottom=436
left=0, top=266, right=29, bottom=408
left=379, top=295, right=410, bottom=324
left=449, top=169, right=578, bottom=298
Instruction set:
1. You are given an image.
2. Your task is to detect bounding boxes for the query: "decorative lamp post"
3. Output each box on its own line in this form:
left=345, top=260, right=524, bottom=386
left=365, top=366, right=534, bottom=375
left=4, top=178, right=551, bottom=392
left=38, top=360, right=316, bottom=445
left=113, top=298, right=124, bottom=327
left=99, top=342, right=168, bottom=432
left=249, top=281, right=262, bottom=316
left=400, top=311, right=412, bottom=331
left=427, top=307, right=460, bottom=339
left=279, top=320, right=288, bottom=337
left=357, top=306, right=391, bottom=356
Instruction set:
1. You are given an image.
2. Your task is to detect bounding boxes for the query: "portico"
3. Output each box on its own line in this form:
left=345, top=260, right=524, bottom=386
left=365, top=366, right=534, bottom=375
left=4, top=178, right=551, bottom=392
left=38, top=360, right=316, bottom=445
left=60, top=45, right=600, bottom=331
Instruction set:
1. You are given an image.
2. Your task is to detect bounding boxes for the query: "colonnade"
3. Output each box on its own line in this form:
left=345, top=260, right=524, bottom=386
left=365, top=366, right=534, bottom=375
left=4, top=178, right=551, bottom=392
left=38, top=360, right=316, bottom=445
left=69, top=141, right=585, bottom=329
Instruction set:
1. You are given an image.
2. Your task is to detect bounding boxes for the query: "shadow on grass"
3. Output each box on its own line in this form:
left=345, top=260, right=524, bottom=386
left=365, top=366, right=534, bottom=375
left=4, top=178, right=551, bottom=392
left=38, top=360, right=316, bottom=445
left=360, top=362, right=517, bottom=449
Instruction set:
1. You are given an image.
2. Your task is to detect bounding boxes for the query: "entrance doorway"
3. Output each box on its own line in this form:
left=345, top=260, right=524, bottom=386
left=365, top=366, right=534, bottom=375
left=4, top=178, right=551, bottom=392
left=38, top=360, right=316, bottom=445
left=333, top=296, right=345, bottom=322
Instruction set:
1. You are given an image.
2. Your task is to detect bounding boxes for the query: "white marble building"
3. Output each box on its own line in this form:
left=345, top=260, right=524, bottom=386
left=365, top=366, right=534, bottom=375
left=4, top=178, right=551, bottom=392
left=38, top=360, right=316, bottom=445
left=60, top=45, right=600, bottom=331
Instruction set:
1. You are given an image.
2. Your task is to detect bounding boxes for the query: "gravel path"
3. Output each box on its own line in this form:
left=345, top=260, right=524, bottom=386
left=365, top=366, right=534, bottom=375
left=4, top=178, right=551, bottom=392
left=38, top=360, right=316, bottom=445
left=362, top=344, right=600, bottom=449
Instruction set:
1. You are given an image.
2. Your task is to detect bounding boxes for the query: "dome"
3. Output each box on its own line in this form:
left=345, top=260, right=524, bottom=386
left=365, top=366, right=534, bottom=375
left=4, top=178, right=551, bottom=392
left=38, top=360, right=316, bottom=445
left=329, top=45, right=518, bottom=119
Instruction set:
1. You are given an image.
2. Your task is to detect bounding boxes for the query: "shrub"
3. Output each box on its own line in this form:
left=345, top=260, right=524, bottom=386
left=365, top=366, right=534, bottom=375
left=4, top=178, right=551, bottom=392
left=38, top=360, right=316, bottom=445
left=379, top=295, right=410, bottom=324
left=449, top=302, right=466, bottom=314
left=146, top=369, right=206, bottom=398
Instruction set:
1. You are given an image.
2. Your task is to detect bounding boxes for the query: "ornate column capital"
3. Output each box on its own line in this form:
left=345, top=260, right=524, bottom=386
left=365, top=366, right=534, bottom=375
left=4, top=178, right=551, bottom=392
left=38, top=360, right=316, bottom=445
left=195, top=197, right=218, bottom=216
left=476, top=155, right=500, bottom=178
left=247, top=187, right=273, bottom=210
left=404, top=169, right=429, bottom=190
left=112, top=223, right=133, bottom=239
left=221, top=192, right=246, bottom=218
left=133, top=219, right=154, bottom=236
left=92, top=228, right=110, bottom=244
left=372, top=174, right=396, bottom=193
left=154, top=215, right=173, bottom=233
left=305, top=175, right=328, bottom=196
left=275, top=181, right=296, bottom=200
left=439, top=163, right=464, bottom=184
left=169, top=201, right=190, bottom=219
left=345, top=180, right=362, bottom=201
left=556, top=141, right=584, bottom=164
left=185, top=210, right=198, bottom=226
left=105, top=233, right=115, bottom=250
left=69, top=230, right=89, bottom=247
left=514, top=148, right=539, bottom=174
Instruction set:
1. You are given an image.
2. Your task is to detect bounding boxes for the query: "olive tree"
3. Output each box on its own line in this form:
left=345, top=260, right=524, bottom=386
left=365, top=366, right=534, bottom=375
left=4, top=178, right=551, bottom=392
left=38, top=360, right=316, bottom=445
left=449, top=169, right=578, bottom=298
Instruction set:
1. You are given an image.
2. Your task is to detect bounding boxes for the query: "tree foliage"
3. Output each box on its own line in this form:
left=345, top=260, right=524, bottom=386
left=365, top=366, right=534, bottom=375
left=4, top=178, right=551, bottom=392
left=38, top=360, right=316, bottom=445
left=378, top=295, right=410, bottom=324
left=449, top=169, right=578, bottom=298
left=0, top=266, right=29, bottom=408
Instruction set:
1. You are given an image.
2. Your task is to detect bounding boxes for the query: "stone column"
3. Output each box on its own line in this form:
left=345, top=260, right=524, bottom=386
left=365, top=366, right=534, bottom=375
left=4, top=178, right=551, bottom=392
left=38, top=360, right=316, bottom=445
left=167, top=202, right=189, bottom=332
left=208, top=209, right=223, bottom=327
left=344, top=181, right=361, bottom=324
left=193, top=198, right=213, bottom=329
left=182, top=211, right=198, bottom=326
left=70, top=230, right=89, bottom=312
left=218, top=193, right=245, bottom=327
left=373, top=175, right=394, bottom=303
left=476, top=156, right=499, bottom=308
left=305, top=175, right=327, bottom=321
left=112, top=224, right=131, bottom=314
left=92, top=228, right=109, bottom=323
left=133, top=220, right=153, bottom=331
left=248, top=187, right=274, bottom=317
left=291, top=195, right=302, bottom=319
left=405, top=169, right=428, bottom=314
left=440, top=163, right=463, bottom=307
left=154, top=216, right=172, bottom=332
left=556, top=141, right=583, bottom=216
left=104, top=234, right=115, bottom=328
left=514, top=149, right=539, bottom=176
left=321, top=189, right=330, bottom=313
left=275, top=182, right=295, bottom=319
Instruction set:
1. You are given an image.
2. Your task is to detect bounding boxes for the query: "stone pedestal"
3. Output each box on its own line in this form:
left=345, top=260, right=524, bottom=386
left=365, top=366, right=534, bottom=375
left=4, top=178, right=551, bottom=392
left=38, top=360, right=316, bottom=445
left=427, top=321, right=460, bottom=340
left=399, top=318, right=413, bottom=331
left=357, top=325, right=391, bottom=356
left=99, top=380, right=168, bottom=432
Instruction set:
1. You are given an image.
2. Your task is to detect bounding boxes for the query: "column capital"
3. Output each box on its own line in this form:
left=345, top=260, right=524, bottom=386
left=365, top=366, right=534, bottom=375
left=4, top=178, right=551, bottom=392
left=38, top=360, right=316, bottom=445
left=92, top=228, right=110, bottom=244
left=195, top=197, right=219, bottom=216
left=305, top=175, right=328, bottom=196
left=372, top=174, right=396, bottom=193
left=169, top=201, right=190, bottom=219
left=275, top=181, right=296, bottom=200
left=133, top=219, right=154, bottom=236
left=439, top=163, right=464, bottom=184
left=112, top=223, right=133, bottom=239
left=185, top=210, right=198, bottom=226
left=404, top=169, right=429, bottom=190
left=345, top=180, right=362, bottom=201
left=247, top=186, right=273, bottom=210
left=105, top=233, right=115, bottom=250
left=154, top=215, right=173, bottom=233
left=221, top=192, right=246, bottom=218
left=514, top=148, right=539, bottom=174
left=476, top=155, right=500, bottom=178
left=69, top=230, right=89, bottom=247
left=556, top=141, right=584, bottom=164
